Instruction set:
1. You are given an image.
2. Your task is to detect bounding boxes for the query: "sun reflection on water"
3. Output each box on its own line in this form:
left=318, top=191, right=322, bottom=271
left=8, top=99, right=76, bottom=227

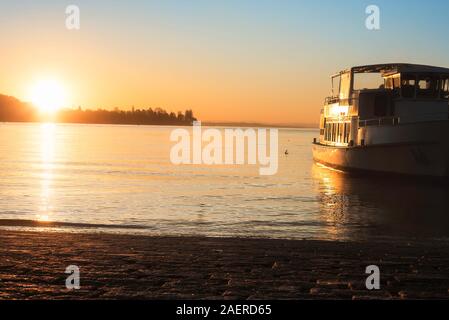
left=37, top=123, right=56, bottom=222
left=36, top=214, right=50, bottom=222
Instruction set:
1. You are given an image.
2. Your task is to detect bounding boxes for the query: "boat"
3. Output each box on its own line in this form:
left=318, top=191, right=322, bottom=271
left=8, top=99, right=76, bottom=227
left=312, top=63, right=449, bottom=178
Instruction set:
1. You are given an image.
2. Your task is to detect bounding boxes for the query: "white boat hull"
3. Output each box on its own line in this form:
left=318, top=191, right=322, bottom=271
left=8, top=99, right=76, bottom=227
left=313, top=121, right=449, bottom=178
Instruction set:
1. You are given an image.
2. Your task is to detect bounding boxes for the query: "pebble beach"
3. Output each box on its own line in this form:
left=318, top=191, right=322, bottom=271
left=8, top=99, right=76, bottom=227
left=1, top=230, right=449, bottom=300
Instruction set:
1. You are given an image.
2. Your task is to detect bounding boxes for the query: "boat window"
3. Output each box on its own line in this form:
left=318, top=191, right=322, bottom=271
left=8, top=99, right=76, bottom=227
left=337, top=123, right=341, bottom=142
left=324, top=122, right=351, bottom=144
left=344, top=123, right=350, bottom=143
left=401, top=74, right=416, bottom=98
left=344, top=123, right=347, bottom=142
left=393, top=77, right=401, bottom=89
left=392, top=77, right=401, bottom=97
left=385, top=76, right=400, bottom=97
left=440, top=77, right=449, bottom=99
left=335, top=123, right=340, bottom=142
left=339, top=123, right=344, bottom=142
left=353, top=73, right=385, bottom=91
left=334, top=124, right=338, bottom=142
left=339, top=72, right=351, bottom=100
left=331, top=76, right=340, bottom=98
left=417, top=76, right=438, bottom=98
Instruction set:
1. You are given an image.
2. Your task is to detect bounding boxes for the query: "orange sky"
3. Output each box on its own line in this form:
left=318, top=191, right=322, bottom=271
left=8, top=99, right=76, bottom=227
left=0, top=2, right=331, bottom=125
left=0, top=29, right=325, bottom=125
left=2, top=1, right=449, bottom=125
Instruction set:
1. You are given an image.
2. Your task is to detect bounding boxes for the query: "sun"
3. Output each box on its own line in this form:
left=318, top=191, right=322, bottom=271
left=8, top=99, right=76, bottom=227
left=29, top=79, right=67, bottom=113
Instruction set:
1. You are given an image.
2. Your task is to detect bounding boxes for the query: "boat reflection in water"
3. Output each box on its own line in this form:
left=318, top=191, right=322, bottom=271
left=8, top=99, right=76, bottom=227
left=312, top=162, right=449, bottom=241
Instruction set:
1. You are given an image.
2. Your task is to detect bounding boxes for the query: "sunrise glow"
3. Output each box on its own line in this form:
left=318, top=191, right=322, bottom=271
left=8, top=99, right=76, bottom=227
left=29, top=80, right=67, bottom=113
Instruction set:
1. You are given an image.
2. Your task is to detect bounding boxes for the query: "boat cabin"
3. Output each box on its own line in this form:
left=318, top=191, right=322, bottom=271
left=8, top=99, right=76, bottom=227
left=319, top=63, right=449, bottom=147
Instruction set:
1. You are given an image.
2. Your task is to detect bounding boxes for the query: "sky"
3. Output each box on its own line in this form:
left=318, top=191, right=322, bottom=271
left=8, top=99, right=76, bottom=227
left=1, top=0, right=449, bottom=125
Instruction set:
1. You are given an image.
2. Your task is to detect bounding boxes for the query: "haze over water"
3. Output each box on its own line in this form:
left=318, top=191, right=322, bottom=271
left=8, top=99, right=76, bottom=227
left=1, top=123, right=448, bottom=241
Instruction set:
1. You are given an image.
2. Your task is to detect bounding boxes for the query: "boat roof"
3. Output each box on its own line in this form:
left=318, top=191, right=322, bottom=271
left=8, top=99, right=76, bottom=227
left=339, top=63, right=449, bottom=75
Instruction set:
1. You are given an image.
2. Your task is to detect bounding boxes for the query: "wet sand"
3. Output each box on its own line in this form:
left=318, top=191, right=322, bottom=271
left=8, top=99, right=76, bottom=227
left=1, top=230, right=449, bottom=300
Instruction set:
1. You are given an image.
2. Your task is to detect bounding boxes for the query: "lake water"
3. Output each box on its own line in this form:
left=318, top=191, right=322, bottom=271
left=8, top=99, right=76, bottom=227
left=1, top=122, right=449, bottom=241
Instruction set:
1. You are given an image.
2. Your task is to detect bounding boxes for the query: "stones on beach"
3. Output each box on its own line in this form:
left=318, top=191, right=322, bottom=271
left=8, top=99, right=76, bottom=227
left=276, top=285, right=296, bottom=293
left=352, top=294, right=393, bottom=300
left=2, top=232, right=449, bottom=300
left=161, top=280, right=181, bottom=288
left=318, top=279, right=351, bottom=291
left=222, top=290, right=246, bottom=300
left=309, top=287, right=320, bottom=295
left=222, top=290, right=234, bottom=296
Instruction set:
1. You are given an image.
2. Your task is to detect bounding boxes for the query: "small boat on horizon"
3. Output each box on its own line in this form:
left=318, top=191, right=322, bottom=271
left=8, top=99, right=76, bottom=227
left=313, top=63, right=449, bottom=179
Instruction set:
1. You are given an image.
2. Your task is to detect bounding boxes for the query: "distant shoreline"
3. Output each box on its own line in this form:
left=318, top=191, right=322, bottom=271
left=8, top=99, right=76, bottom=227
left=203, top=121, right=319, bottom=129
left=0, top=93, right=197, bottom=126
left=1, top=94, right=318, bottom=128
left=1, top=230, right=448, bottom=299
left=1, top=94, right=319, bottom=128
left=0, top=120, right=196, bottom=127
left=0, top=120, right=319, bottom=129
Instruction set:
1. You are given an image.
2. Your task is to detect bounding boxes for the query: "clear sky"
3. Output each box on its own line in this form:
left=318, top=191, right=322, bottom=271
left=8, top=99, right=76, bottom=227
left=1, top=0, right=449, bottom=124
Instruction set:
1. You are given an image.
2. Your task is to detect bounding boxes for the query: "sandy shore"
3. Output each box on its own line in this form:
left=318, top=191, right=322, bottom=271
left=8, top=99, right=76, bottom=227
left=1, top=230, right=449, bottom=300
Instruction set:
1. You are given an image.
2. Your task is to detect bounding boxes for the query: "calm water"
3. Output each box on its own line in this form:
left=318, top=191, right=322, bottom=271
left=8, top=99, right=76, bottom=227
left=1, top=123, right=449, bottom=241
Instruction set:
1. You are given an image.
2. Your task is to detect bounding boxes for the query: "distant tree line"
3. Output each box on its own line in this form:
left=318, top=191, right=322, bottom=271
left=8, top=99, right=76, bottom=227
left=57, top=107, right=196, bottom=125
left=0, top=94, right=196, bottom=125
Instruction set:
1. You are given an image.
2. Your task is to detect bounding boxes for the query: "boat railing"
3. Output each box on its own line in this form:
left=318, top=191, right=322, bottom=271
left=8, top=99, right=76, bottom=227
left=324, top=96, right=340, bottom=105
left=359, top=112, right=449, bottom=127
left=359, top=117, right=399, bottom=127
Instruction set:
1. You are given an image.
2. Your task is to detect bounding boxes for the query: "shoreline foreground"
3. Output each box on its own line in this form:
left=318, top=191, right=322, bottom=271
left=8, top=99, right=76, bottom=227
left=1, top=230, right=448, bottom=300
